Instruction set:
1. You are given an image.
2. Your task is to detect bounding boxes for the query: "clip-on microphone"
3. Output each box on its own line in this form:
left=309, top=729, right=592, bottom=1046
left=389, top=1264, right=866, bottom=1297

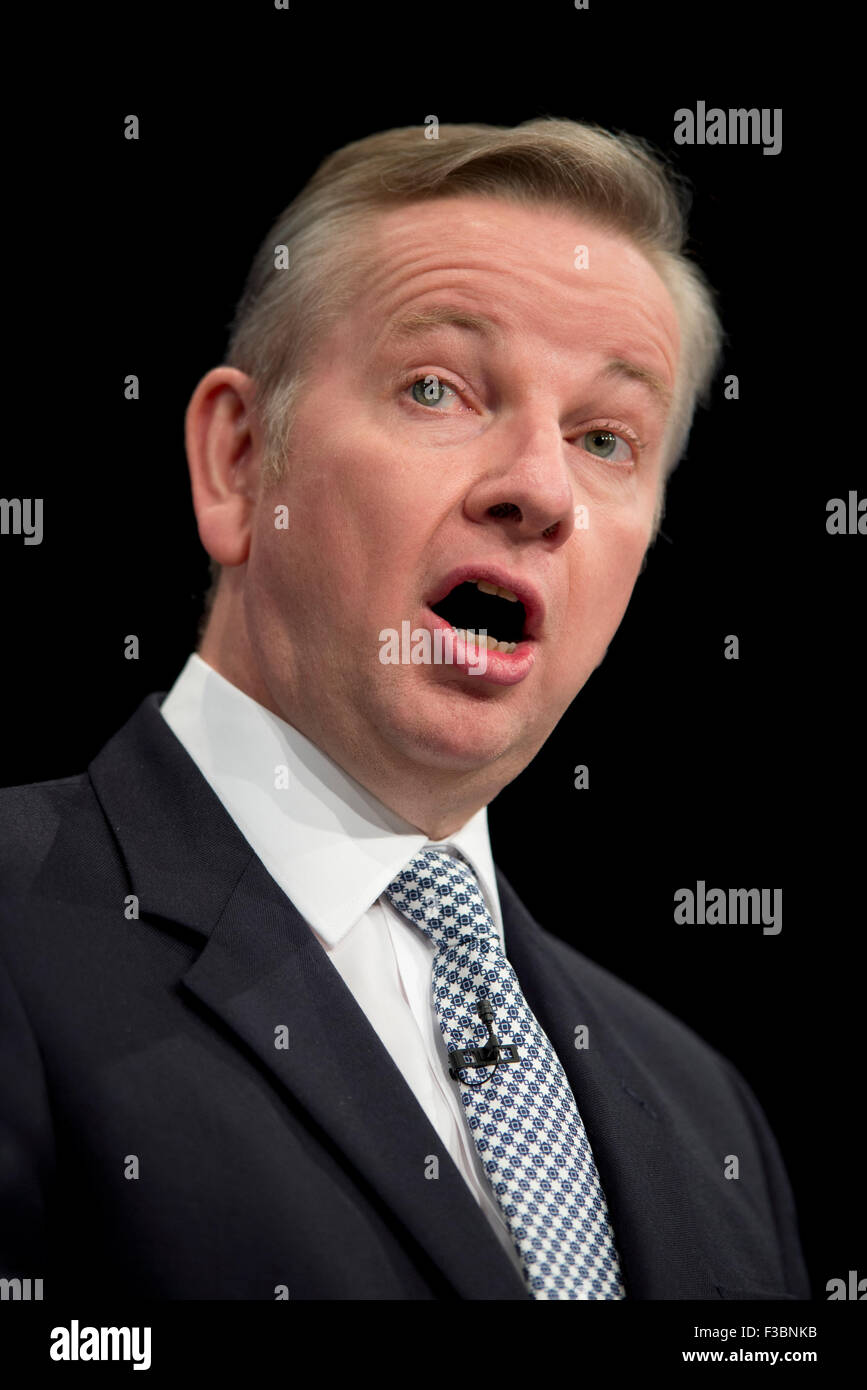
left=447, top=997, right=522, bottom=1085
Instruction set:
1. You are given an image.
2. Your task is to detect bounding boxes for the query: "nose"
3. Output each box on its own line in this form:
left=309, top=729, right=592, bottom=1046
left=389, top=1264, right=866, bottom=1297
left=463, top=414, right=576, bottom=546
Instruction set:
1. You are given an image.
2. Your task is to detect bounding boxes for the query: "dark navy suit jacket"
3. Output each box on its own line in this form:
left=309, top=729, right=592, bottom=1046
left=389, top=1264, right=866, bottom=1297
left=0, top=694, right=810, bottom=1299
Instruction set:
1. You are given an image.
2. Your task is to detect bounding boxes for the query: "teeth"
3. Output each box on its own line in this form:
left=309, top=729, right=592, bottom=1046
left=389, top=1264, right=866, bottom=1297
left=454, top=629, right=518, bottom=655
left=476, top=579, right=519, bottom=602
left=451, top=579, right=521, bottom=653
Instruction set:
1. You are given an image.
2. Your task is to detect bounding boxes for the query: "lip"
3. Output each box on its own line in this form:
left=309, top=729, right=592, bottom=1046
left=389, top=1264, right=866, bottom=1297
left=424, top=563, right=545, bottom=641
left=423, top=607, right=537, bottom=686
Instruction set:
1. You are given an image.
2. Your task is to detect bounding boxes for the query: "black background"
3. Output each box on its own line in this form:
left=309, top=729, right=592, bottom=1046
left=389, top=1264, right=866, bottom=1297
left=1, top=0, right=862, bottom=1318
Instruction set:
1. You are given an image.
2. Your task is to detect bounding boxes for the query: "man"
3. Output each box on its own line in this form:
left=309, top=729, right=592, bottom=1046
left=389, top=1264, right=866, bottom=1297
left=0, top=118, right=810, bottom=1300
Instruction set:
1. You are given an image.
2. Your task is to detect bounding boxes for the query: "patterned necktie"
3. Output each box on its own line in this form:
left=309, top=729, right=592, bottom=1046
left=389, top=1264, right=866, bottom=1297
left=385, top=846, right=625, bottom=1300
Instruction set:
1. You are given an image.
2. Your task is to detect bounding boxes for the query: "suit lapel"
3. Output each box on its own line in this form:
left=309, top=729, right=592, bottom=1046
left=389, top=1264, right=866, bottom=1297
left=498, top=871, right=719, bottom=1298
left=90, top=695, right=529, bottom=1300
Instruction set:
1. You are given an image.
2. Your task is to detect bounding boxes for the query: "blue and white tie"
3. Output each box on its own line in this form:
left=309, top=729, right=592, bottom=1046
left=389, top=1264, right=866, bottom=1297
left=386, top=846, right=626, bottom=1300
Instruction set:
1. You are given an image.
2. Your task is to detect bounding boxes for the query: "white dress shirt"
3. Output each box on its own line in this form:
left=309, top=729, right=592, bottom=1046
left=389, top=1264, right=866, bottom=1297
left=160, top=653, right=525, bottom=1277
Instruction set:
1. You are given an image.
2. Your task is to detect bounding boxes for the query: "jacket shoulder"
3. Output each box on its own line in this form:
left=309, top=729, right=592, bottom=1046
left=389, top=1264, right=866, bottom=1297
left=0, top=773, right=119, bottom=902
left=517, top=903, right=761, bottom=1128
left=524, top=910, right=723, bottom=1067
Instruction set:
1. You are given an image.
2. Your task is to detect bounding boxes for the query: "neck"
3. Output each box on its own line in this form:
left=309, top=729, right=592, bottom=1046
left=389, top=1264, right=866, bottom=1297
left=197, top=620, right=507, bottom=841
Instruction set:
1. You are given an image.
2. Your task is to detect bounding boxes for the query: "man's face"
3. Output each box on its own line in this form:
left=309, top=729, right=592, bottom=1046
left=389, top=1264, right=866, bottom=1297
left=240, top=195, right=680, bottom=786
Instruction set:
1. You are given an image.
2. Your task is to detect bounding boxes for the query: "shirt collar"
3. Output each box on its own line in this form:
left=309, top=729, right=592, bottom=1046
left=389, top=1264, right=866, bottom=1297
left=159, top=654, right=505, bottom=947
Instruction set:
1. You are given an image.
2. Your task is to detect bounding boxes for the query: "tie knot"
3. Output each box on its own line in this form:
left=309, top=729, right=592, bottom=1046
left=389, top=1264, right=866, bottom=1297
left=385, top=847, right=495, bottom=950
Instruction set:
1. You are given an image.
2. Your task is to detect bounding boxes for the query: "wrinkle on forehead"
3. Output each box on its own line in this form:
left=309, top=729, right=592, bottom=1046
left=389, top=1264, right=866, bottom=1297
left=347, top=196, right=681, bottom=384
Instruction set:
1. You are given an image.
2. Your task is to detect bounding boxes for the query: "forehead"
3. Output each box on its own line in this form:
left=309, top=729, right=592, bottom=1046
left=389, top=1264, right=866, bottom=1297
left=341, top=194, right=680, bottom=379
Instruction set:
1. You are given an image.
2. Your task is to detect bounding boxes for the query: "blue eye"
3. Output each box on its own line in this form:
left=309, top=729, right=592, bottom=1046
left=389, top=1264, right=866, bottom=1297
left=404, top=378, right=640, bottom=460
left=410, top=375, right=458, bottom=408
left=581, top=429, right=633, bottom=464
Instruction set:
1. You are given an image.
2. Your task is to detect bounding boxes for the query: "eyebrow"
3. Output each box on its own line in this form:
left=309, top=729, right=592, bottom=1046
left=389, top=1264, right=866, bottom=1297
left=602, top=357, right=673, bottom=411
left=383, top=304, right=672, bottom=413
left=384, top=306, right=500, bottom=341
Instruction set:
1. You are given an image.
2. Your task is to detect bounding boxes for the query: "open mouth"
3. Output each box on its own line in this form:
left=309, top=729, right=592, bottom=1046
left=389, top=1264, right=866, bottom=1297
left=429, top=579, right=527, bottom=654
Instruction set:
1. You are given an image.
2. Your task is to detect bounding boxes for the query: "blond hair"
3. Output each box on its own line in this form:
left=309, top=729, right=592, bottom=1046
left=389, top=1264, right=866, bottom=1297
left=205, top=118, right=723, bottom=599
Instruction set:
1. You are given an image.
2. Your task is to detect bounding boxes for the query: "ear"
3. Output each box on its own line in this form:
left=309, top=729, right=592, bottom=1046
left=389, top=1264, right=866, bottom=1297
left=185, top=367, right=263, bottom=567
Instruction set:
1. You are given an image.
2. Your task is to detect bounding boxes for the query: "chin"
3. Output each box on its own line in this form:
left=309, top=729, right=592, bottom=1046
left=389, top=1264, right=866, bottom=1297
left=381, top=688, right=531, bottom=774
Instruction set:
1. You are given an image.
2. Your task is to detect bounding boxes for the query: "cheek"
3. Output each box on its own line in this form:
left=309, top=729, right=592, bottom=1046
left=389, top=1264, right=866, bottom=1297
left=291, top=400, right=420, bottom=538
left=246, top=449, right=427, bottom=641
left=289, top=424, right=447, bottom=599
left=568, top=517, right=649, bottom=650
